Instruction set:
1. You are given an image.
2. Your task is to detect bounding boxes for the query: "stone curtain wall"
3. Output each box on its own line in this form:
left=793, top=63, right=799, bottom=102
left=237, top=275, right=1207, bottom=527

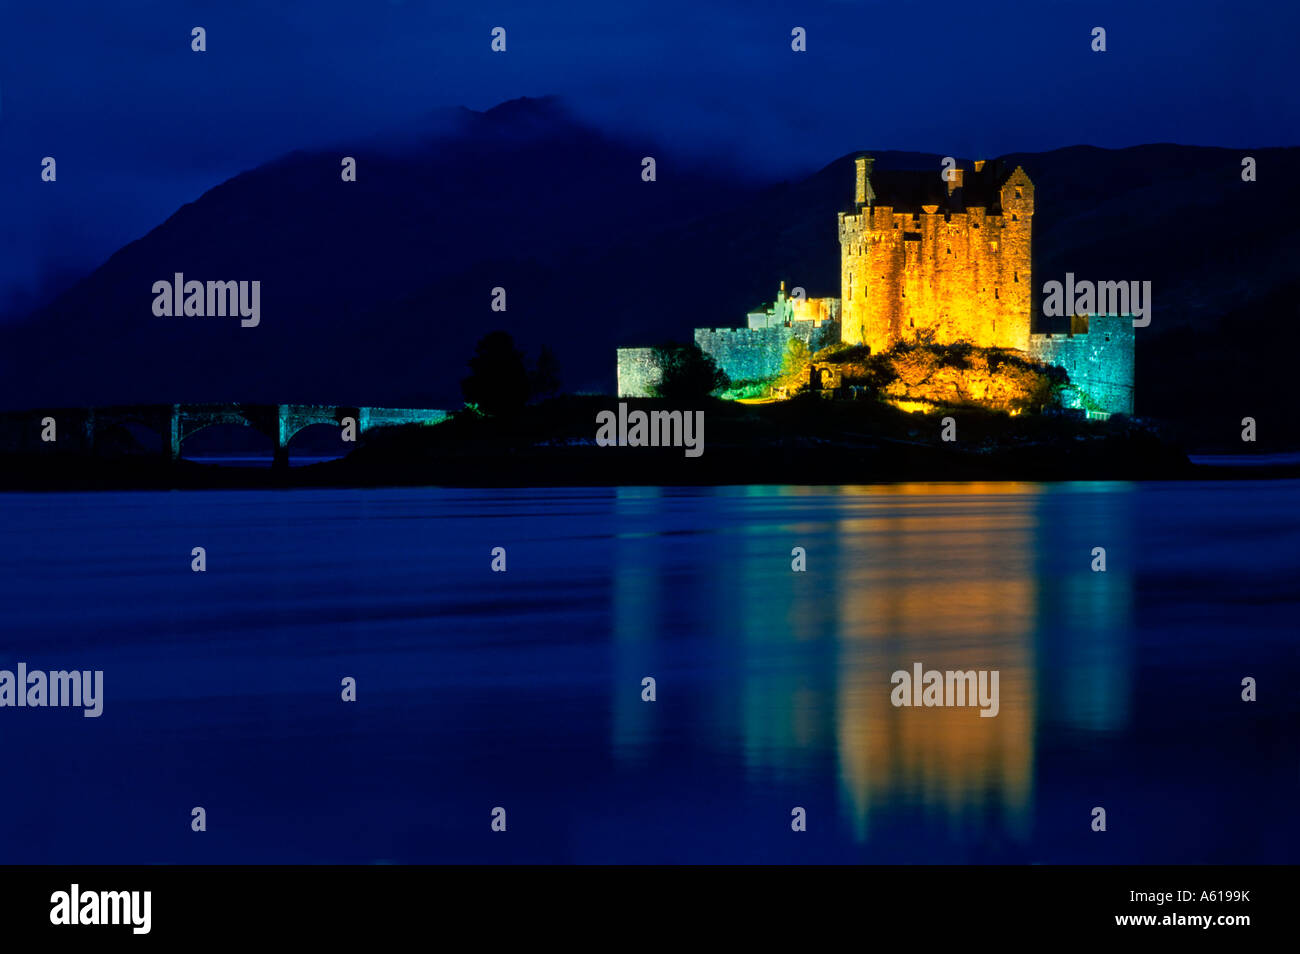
left=695, top=321, right=839, bottom=383
left=1029, top=314, right=1135, bottom=417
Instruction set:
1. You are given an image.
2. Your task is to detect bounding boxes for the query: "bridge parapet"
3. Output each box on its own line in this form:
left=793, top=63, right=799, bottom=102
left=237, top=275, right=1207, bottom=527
left=359, top=408, right=449, bottom=429
left=0, top=403, right=448, bottom=464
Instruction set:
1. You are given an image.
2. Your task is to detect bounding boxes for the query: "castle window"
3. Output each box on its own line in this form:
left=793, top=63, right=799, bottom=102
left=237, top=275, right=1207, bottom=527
left=1011, top=214, right=1018, bottom=221
left=1015, top=187, right=1023, bottom=199
left=1014, top=271, right=1019, bottom=282
left=994, top=288, right=999, bottom=299
left=1105, top=335, right=1111, bottom=342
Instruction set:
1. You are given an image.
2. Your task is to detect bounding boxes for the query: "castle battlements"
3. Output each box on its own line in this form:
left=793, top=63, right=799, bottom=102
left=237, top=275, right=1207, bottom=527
left=840, top=156, right=1033, bottom=353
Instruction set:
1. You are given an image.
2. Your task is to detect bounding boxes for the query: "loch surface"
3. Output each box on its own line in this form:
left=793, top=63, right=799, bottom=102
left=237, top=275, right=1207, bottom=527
left=0, top=482, right=1295, bottom=863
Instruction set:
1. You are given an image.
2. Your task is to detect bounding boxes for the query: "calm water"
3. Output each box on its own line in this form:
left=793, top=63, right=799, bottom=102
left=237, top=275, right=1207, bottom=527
left=0, top=482, right=1296, bottom=864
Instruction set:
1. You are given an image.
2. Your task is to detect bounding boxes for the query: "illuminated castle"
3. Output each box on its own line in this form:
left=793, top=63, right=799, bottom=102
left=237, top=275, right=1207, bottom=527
left=840, top=156, right=1034, bottom=353
left=617, top=155, right=1135, bottom=417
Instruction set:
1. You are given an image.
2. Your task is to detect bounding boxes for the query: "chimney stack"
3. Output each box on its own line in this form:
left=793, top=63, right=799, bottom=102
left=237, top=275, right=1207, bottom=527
left=855, top=156, right=876, bottom=207
left=946, top=166, right=965, bottom=196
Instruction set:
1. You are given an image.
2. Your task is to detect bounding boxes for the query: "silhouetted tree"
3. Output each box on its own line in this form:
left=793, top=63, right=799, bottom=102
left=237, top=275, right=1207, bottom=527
left=652, top=342, right=729, bottom=401
left=462, top=331, right=531, bottom=416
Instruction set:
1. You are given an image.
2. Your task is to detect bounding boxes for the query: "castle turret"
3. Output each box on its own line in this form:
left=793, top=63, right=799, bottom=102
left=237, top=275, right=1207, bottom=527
left=996, top=166, right=1034, bottom=348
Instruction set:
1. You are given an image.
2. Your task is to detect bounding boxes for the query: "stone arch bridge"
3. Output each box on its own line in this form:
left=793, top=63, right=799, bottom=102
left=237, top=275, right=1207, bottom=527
left=2, top=404, right=448, bottom=466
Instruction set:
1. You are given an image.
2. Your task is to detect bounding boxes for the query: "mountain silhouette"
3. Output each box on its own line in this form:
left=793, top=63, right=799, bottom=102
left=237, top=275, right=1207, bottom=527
left=1, top=97, right=1295, bottom=446
left=0, top=96, right=757, bottom=408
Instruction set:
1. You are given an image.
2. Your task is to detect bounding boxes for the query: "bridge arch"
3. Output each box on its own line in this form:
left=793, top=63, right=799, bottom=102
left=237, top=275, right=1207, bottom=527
left=18, top=404, right=448, bottom=466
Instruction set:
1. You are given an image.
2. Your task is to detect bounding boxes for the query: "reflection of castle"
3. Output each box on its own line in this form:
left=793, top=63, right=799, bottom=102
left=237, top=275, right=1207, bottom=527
left=616, top=157, right=1135, bottom=418
left=830, top=485, right=1038, bottom=840
left=605, top=484, right=1137, bottom=850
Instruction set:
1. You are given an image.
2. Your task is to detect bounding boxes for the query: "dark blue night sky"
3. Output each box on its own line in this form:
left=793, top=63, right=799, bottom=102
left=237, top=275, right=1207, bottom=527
left=0, top=0, right=1295, bottom=316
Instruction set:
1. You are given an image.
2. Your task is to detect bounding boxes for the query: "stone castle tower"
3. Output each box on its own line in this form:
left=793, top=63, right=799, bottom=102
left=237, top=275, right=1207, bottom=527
left=838, top=156, right=1034, bottom=353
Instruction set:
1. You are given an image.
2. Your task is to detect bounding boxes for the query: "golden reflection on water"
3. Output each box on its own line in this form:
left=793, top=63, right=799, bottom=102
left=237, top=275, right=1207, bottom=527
left=610, top=483, right=1131, bottom=843
left=833, top=485, right=1038, bottom=839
